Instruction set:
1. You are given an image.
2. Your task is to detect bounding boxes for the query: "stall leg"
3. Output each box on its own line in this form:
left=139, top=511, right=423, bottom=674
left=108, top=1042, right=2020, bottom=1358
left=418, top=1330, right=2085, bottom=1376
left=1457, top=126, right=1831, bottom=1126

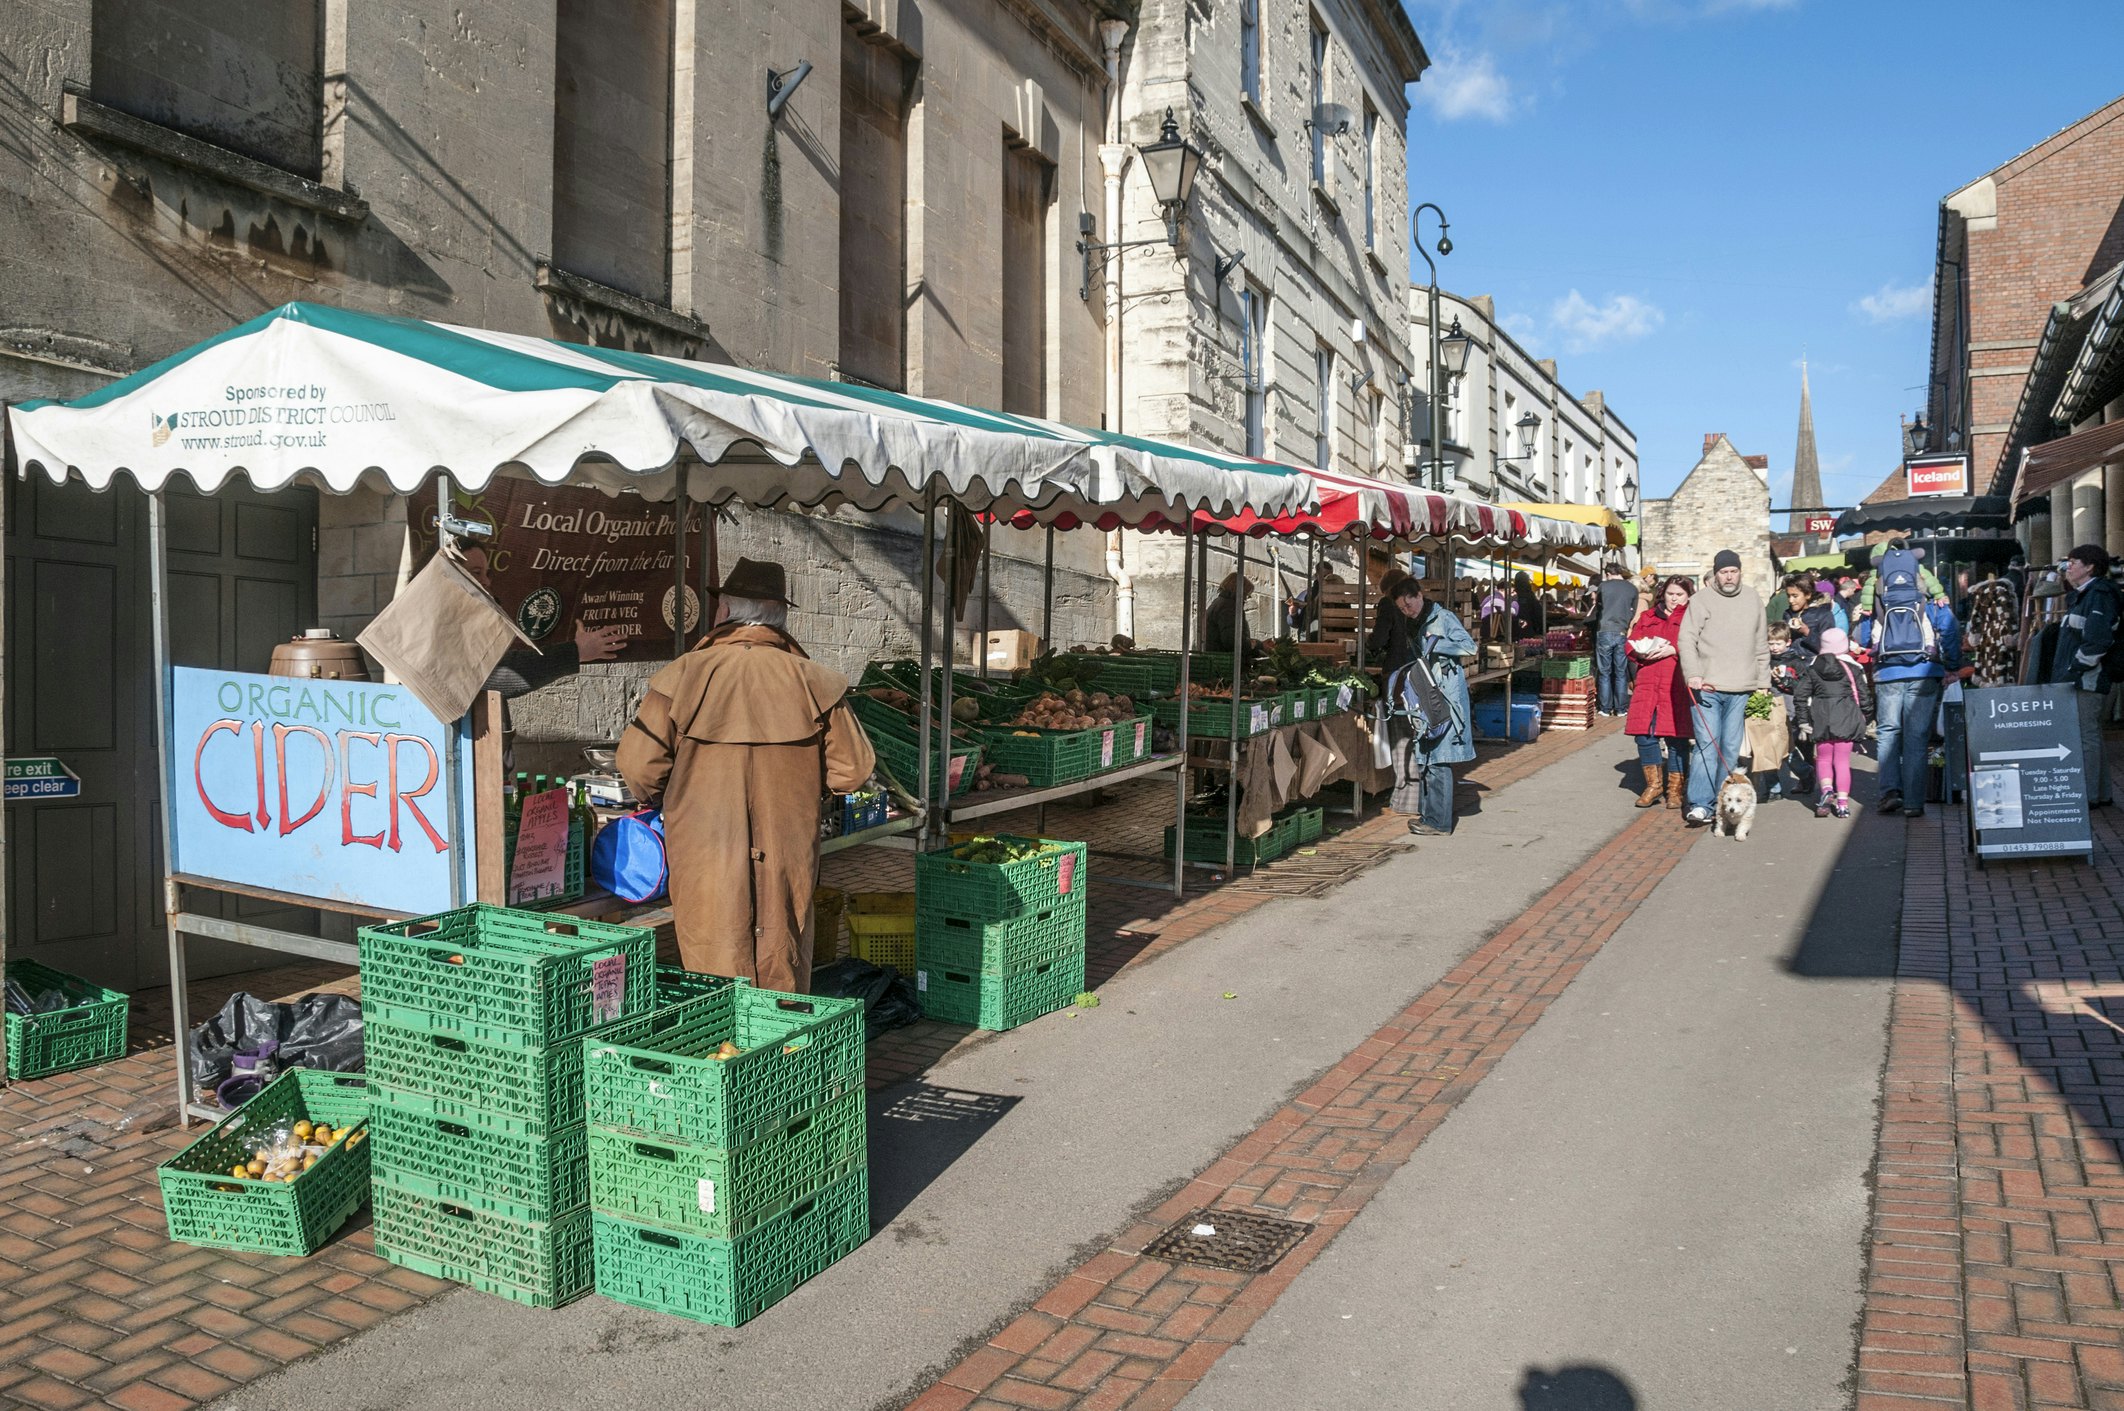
left=1353, top=539, right=1369, bottom=822
left=439, top=478, right=466, bottom=908
left=917, top=493, right=938, bottom=840
left=147, top=491, right=192, bottom=1125
left=1041, top=526, right=1055, bottom=648
left=938, top=506, right=961, bottom=828
left=1173, top=524, right=1196, bottom=896
left=672, top=469, right=691, bottom=655
left=978, top=517, right=993, bottom=680
left=1225, top=538, right=1247, bottom=872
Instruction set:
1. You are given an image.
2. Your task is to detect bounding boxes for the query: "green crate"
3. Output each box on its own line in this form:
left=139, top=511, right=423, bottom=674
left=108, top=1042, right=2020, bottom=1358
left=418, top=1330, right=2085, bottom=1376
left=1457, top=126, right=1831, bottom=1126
left=915, top=898, right=1086, bottom=978
left=1150, top=695, right=1282, bottom=740
left=4, top=959, right=129, bottom=1080
left=1540, top=654, right=1594, bottom=680
left=1110, top=714, right=1156, bottom=766
left=371, top=1179, right=594, bottom=1308
left=158, top=1068, right=373, bottom=1256
left=1281, top=806, right=1325, bottom=844
left=500, top=812, right=587, bottom=910
left=583, top=987, right=865, bottom=1148
left=357, top=905, right=656, bottom=1046
left=973, top=723, right=1105, bottom=786
left=1049, top=654, right=1162, bottom=697
left=1162, top=813, right=1297, bottom=866
left=869, top=727, right=981, bottom=798
left=587, top=1089, right=866, bottom=1241
left=592, top=1166, right=870, bottom=1327
left=915, top=836, right=1087, bottom=923
left=362, top=970, right=739, bottom=1137
left=916, top=948, right=1086, bottom=1031
left=367, top=1087, right=588, bottom=1223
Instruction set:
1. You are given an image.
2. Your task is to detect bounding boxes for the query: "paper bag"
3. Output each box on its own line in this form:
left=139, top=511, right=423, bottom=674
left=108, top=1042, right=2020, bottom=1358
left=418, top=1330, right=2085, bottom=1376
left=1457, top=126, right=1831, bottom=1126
left=1293, top=724, right=1344, bottom=799
left=359, top=547, right=537, bottom=723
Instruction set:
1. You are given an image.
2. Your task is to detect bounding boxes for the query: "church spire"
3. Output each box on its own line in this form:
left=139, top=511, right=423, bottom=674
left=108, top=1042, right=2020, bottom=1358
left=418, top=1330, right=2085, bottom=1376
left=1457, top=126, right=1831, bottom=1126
left=1790, top=359, right=1823, bottom=536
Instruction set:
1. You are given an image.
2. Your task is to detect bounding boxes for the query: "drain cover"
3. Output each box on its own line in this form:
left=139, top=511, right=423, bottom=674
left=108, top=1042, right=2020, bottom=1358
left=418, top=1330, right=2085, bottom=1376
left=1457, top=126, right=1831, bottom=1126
left=1141, top=1207, right=1311, bottom=1273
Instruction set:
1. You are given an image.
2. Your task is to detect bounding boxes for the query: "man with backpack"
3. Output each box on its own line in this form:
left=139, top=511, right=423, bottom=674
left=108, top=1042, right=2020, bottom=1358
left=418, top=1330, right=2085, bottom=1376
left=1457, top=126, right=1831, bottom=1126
left=1855, top=547, right=1962, bottom=817
left=2047, top=544, right=2120, bottom=809
left=1854, top=538, right=1949, bottom=618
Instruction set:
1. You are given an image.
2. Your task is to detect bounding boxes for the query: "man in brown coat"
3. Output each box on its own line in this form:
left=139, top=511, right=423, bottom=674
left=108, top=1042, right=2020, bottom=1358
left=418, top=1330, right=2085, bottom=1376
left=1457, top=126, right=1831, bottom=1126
left=617, top=559, right=874, bottom=992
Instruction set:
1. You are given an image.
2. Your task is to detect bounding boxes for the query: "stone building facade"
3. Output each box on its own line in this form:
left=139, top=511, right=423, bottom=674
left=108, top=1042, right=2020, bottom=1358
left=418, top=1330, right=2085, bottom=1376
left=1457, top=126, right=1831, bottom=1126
left=0, top=0, right=1134, bottom=985
left=1409, top=290, right=1639, bottom=519
left=1638, top=434, right=1775, bottom=598
left=1109, top=0, right=1430, bottom=641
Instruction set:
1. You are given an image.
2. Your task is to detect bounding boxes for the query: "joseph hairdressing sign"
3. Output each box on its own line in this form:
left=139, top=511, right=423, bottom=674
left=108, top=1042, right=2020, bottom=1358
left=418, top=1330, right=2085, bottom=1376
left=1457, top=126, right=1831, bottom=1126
left=413, top=478, right=709, bottom=663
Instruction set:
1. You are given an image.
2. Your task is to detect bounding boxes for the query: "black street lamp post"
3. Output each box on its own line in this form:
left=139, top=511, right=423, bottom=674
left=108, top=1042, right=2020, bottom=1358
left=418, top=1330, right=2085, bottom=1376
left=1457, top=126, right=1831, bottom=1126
left=1413, top=202, right=1457, bottom=490
left=1077, top=108, right=1205, bottom=299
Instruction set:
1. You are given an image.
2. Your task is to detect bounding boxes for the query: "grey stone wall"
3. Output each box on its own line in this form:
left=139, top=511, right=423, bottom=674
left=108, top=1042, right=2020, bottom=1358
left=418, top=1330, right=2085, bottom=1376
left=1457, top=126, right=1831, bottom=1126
left=1639, top=437, right=1775, bottom=599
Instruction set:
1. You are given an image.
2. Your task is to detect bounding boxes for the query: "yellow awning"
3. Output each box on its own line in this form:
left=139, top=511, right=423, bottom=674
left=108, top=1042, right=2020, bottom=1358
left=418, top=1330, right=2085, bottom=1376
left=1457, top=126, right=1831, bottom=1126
left=1495, top=502, right=1629, bottom=547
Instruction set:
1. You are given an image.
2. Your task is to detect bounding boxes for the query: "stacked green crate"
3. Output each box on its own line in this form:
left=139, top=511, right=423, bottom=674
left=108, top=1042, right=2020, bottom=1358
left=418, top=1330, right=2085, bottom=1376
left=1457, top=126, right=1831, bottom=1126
left=358, top=905, right=675, bottom=1308
left=914, top=837, right=1088, bottom=1031
left=158, top=1068, right=373, bottom=1255
left=584, top=985, right=868, bottom=1326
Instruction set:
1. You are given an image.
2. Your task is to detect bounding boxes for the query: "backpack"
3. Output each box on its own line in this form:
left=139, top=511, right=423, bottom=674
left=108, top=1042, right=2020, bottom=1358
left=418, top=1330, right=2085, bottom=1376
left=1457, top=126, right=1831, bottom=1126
left=1872, top=547, right=1938, bottom=667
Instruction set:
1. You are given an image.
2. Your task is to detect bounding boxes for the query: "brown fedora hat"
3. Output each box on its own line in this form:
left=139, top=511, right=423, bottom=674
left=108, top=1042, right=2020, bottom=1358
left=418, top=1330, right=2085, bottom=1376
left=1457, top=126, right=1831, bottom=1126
left=719, top=557, right=789, bottom=603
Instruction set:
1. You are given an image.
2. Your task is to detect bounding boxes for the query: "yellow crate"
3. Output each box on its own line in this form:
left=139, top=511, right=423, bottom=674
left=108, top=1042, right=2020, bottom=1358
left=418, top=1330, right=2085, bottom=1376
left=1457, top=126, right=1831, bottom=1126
left=845, top=892, right=916, bottom=974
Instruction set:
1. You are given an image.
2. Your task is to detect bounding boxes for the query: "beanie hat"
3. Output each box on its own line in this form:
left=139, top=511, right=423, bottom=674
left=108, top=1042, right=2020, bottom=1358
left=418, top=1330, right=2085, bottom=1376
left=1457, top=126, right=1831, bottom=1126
left=1819, top=627, right=1850, bottom=656
left=1712, top=549, right=1742, bottom=572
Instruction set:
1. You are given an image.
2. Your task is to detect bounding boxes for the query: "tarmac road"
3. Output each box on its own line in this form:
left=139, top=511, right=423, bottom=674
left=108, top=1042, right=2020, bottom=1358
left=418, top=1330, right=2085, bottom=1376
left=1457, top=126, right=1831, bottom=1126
left=1191, top=757, right=1901, bottom=1411
left=213, top=737, right=1641, bottom=1411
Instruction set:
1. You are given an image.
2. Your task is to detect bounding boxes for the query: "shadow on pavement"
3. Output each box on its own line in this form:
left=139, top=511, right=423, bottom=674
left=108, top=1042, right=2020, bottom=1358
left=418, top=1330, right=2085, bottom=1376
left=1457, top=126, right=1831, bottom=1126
left=1518, top=1362, right=1640, bottom=1409
left=866, top=1082, right=1021, bottom=1230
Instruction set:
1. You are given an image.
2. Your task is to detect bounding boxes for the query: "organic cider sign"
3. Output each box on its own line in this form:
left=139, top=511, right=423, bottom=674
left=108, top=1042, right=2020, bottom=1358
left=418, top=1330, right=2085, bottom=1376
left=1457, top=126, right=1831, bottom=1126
left=170, top=668, right=474, bottom=912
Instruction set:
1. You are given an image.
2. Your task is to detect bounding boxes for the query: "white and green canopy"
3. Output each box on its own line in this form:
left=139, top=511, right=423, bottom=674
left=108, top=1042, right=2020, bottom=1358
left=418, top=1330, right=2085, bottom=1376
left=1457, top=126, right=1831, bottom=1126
left=8, top=302, right=1313, bottom=526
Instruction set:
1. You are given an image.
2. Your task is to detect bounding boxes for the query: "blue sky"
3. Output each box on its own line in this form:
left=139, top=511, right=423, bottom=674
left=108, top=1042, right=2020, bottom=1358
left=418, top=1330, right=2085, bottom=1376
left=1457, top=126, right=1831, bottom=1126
left=1400, top=0, right=2124, bottom=505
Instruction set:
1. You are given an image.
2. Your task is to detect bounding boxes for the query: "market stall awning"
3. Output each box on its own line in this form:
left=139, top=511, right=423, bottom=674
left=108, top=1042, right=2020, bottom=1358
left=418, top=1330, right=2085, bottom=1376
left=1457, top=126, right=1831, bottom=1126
left=1493, top=502, right=1629, bottom=547
left=7, top=302, right=1315, bottom=527
left=1834, top=494, right=2012, bottom=536
left=1776, top=550, right=1855, bottom=574
left=2013, top=419, right=2124, bottom=515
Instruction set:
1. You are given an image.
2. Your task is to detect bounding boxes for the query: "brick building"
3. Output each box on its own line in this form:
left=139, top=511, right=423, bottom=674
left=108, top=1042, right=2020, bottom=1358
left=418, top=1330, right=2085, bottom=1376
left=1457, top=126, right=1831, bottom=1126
left=1637, top=434, right=1774, bottom=598
left=1920, top=92, right=2124, bottom=558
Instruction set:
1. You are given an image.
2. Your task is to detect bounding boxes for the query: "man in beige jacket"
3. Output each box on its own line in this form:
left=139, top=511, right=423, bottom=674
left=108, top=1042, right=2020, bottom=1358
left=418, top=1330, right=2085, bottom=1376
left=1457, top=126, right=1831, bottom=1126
left=618, top=559, right=875, bottom=992
left=1677, top=548, right=1768, bottom=825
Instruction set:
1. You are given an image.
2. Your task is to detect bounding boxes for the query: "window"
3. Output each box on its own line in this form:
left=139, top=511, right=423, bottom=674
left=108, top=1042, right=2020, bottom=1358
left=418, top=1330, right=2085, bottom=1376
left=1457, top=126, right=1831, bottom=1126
left=1000, top=144, right=1053, bottom=417
left=1361, top=103, right=1377, bottom=248
left=1315, top=344, right=1335, bottom=470
left=1371, top=387, right=1390, bottom=471
left=1309, top=17, right=1329, bottom=185
left=553, top=0, right=674, bottom=302
left=1562, top=437, right=1576, bottom=501
left=1242, top=289, right=1271, bottom=457
left=1240, top=0, right=1262, bottom=108
left=840, top=27, right=915, bottom=389
left=92, top=0, right=324, bottom=177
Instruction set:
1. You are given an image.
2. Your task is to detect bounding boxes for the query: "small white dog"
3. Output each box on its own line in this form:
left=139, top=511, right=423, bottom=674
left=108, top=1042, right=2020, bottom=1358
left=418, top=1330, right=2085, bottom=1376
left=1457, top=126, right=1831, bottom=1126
left=1715, top=769, right=1758, bottom=841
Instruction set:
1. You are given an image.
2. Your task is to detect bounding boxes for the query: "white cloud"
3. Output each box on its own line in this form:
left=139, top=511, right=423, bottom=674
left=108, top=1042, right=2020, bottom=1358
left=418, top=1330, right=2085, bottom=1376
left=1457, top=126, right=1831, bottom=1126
left=1418, top=46, right=1515, bottom=122
left=1501, top=311, right=1538, bottom=341
left=1853, top=282, right=1930, bottom=323
left=1549, top=290, right=1663, bottom=350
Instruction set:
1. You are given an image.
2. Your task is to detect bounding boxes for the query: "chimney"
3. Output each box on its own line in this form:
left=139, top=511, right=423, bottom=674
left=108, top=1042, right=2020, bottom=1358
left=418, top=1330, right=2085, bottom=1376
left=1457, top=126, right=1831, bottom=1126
left=1537, top=358, right=1557, bottom=382
left=1703, top=433, right=1722, bottom=453
left=1471, top=294, right=1496, bottom=322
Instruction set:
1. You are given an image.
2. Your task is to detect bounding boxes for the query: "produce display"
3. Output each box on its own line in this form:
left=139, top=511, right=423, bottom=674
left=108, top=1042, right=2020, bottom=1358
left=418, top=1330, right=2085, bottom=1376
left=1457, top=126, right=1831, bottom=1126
left=230, top=1119, right=347, bottom=1181
left=1001, top=688, right=1138, bottom=731
left=948, top=835, right=1058, bottom=865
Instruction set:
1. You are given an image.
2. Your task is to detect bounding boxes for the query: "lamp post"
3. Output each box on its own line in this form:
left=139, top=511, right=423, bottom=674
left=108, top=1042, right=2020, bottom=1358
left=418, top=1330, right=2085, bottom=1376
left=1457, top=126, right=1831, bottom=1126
left=1077, top=108, right=1205, bottom=298
left=1493, top=410, right=1539, bottom=484
left=1902, top=412, right=1929, bottom=460
left=1413, top=202, right=1453, bottom=490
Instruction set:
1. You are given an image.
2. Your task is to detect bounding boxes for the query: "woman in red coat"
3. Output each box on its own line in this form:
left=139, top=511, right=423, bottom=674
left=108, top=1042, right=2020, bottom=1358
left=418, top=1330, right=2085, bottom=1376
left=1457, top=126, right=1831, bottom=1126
left=1624, top=576, right=1695, bottom=809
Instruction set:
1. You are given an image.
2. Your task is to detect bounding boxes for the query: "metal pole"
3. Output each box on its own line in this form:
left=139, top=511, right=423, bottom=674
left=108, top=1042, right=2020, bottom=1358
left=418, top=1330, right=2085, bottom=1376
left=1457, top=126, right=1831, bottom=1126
left=1501, top=532, right=1513, bottom=729
left=1225, top=537, right=1246, bottom=871
left=147, top=491, right=192, bottom=1124
left=978, top=517, right=993, bottom=679
left=917, top=492, right=937, bottom=837
left=672, top=470, right=691, bottom=654
left=439, top=478, right=465, bottom=907
left=1173, top=523, right=1195, bottom=896
left=1304, top=536, right=1317, bottom=639
left=938, top=506, right=960, bottom=830
left=1354, top=536, right=1369, bottom=819
left=1041, top=526, right=1056, bottom=647
left=1428, top=282, right=1445, bottom=493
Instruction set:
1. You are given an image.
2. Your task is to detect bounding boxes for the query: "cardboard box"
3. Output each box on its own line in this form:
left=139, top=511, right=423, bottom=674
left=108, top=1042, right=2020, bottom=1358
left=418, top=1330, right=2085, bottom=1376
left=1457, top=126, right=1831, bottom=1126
left=956, top=629, right=1043, bottom=672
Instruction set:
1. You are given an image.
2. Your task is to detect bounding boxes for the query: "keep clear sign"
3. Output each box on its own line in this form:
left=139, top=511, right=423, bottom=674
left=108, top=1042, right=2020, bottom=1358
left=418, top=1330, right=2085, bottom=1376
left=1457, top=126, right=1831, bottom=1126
left=1965, top=684, right=2092, bottom=861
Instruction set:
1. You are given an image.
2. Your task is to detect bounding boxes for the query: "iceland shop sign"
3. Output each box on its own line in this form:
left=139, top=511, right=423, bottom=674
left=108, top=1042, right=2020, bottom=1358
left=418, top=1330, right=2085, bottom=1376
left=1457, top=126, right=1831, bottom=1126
left=170, top=669, right=477, bottom=913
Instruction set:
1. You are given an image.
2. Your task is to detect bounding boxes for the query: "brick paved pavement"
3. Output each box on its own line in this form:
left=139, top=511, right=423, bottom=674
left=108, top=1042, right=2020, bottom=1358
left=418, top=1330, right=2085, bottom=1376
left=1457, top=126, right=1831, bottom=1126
left=900, top=796, right=1692, bottom=1411
left=0, top=723, right=1618, bottom=1411
left=1853, top=741, right=2124, bottom=1411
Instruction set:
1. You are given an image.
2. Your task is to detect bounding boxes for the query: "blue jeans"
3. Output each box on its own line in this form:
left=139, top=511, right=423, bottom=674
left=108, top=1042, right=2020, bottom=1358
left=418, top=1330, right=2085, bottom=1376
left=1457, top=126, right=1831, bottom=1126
left=1875, top=676, right=1943, bottom=806
left=1595, top=632, right=1630, bottom=714
left=1636, top=734, right=1690, bottom=774
left=1687, top=690, right=1750, bottom=812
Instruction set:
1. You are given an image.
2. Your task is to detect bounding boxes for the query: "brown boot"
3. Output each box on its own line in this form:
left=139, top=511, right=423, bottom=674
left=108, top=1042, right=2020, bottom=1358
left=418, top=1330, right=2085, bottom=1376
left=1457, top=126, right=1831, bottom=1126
left=1665, top=772, right=1686, bottom=810
left=1634, top=765, right=1665, bottom=807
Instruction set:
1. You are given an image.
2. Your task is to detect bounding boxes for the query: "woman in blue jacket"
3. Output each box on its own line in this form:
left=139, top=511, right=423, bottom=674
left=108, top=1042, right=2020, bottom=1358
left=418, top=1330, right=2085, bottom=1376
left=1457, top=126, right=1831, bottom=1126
left=1369, top=576, right=1477, bottom=836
